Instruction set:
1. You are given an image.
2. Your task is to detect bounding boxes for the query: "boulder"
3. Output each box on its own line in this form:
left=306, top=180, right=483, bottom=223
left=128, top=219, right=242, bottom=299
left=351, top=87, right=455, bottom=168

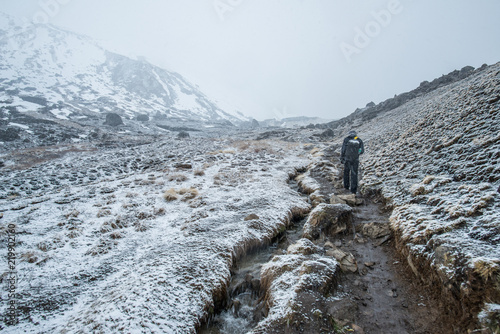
left=302, top=203, right=352, bottom=240
left=326, top=247, right=358, bottom=273
left=136, top=114, right=149, bottom=122
left=337, top=194, right=357, bottom=206
left=244, top=214, right=259, bottom=221
left=296, top=258, right=339, bottom=294
left=321, top=128, right=335, bottom=137
left=360, top=222, right=392, bottom=239
left=177, top=131, right=190, bottom=139
left=0, top=128, right=21, bottom=141
left=327, top=298, right=359, bottom=327
left=330, top=194, right=347, bottom=205
left=287, top=238, right=321, bottom=255
left=104, top=113, right=123, bottom=126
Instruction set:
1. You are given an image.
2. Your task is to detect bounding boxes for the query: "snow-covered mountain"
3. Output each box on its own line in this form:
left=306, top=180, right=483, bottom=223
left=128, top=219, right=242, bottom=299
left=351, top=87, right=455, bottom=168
left=0, top=12, right=247, bottom=128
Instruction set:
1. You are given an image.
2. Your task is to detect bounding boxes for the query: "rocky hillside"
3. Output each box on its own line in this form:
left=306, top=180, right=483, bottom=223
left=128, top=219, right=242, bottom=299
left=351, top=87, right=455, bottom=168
left=0, top=12, right=247, bottom=151
left=333, top=62, right=500, bottom=330
left=324, top=64, right=488, bottom=130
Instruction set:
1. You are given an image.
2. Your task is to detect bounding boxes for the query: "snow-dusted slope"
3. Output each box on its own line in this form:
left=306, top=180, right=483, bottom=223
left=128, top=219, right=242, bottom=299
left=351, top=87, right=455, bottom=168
left=350, top=62, right=500, bottom=328
left=0, top=12, right=246, bottom=125
left=0, top=138, right=310, bottom=333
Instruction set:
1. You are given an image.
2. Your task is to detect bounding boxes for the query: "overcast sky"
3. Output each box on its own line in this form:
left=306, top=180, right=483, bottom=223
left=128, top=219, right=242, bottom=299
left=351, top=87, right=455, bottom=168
left=1, top=0, right=499, bottom=121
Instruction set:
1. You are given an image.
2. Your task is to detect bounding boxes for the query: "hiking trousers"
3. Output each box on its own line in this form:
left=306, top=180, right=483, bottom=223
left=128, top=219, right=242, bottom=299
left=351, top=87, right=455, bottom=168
left=343, top=160, right=359, bottom=194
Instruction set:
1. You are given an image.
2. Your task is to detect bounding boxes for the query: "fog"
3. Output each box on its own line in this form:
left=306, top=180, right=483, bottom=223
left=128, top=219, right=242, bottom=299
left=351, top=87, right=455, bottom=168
left=1, top=0, right=499, bottom=121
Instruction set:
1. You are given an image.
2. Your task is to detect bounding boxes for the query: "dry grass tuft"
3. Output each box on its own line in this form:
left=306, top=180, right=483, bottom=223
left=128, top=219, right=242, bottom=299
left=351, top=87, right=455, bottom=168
left=64, top=210, right=80, bottom=219
left=134, top=221, right=151, bottom=232
left=97, top=208, right=112, bottom=218
left=109, top=231, right=123, bottom=239
left=194, top=169, right=205, bottom=176
left=122, top=202, right=139, bottom=209
left=86, top=239, right=116, bottom=256
left=66, top=230, right=81, bottom=239
left=474, top=260, right=500, bottom=281
left=168, top=173, right=188, bottom=182
left=163, top=187, right=199, bottom=202
left=154, top=207, right=166, bottom=216
left=21, top=252, right=38, bottom=264
left=136, top=212, right=153, bottom=220
left=163, top=189, right=179, bottom=201
left=180, top=188, right=199, bottom=201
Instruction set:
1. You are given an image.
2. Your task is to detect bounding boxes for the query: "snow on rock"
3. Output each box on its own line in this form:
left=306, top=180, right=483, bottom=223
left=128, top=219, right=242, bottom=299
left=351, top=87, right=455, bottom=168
left=478, top=303, right=500, bottom=333
left=295, top=170, right=320, bottom=195
left=302, top=203, right=353, bottom=241
left=0, top=138, right=310, bottom=333
left=254, top=252, right=339, bottom=333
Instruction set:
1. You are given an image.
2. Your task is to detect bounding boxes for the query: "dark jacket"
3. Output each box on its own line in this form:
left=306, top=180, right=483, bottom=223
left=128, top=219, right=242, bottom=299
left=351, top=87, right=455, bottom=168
left=341, top=134, right=364, bottom=162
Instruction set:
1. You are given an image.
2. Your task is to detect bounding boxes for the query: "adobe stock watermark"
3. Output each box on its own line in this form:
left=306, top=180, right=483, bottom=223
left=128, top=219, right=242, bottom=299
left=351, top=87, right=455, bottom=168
left=272, top=106, right=291, bottom=120
left=340, top=0, right=404, bottom=63
left=213, top=0, right=243, bottom=21
left=0, top=0, right=72, bottom=49
left=0, top=0, right=72, bottom=43
left=32, top=0, right=72, bottom=24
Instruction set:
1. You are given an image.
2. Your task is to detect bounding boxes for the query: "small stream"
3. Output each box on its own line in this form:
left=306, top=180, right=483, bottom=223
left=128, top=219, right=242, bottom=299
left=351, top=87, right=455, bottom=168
left=199, top=180, right=308, bottom=334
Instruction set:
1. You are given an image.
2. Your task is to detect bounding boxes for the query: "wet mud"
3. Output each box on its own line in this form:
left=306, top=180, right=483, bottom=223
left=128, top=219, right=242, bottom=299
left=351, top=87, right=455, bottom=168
left=336, top=195, right=457, bottom=334
left=199, top=154, right=462, bottom=334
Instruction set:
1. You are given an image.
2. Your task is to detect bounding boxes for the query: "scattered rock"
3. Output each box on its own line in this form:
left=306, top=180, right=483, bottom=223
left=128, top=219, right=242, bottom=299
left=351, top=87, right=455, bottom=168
left=324, top=241, right=335, bottom=249
left=174, top=162, right=192, bottom=169
left=386, top=289, right=398, bottom=298
left=320, top=128, right=335, bottom=137
left=352, top=324, right=365, bottom=334
left=104, top=113, right=123, bottom=126
left=177, top=131, right=190, bottom=139
left=326, top=247, right=358, bottom=273
left=327, top=298, right=359, bottom=326
left=244, top=214, right=259, bottom=221
left=136, top=114, right=149, bottom=122
left=360, top=222, right=392, bottom=239
left=337, top=194, right=358, bottom=206
left=374, top=235, right=392, bottom=246
left=0, top=128, right=21, bottom=141
left=287, top=238, right=321, bottom=255
left=302, top=203, right=353, bottom=240
left=330, top=194, right=347, bottom=205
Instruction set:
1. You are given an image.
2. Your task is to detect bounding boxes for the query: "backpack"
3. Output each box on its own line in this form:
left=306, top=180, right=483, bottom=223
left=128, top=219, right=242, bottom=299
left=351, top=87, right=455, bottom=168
left=345, top=138, right=360, bottom=161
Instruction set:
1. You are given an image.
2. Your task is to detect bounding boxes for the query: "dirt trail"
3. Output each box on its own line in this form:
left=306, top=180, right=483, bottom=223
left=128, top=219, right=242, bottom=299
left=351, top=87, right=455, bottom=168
left=335, top=195, right=454, bottom=333
left=311, top=151, right=458, bottom=333
left=200, top=152, right=460, bottom=334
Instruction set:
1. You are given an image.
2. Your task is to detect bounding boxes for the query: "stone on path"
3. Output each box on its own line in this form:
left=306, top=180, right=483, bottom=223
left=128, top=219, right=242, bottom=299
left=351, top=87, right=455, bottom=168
left=302, top=203, right=353, bottom=240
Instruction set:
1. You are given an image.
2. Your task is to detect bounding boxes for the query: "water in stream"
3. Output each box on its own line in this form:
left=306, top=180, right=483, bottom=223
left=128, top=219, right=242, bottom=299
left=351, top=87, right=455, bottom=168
left=199, top=216, right=307, bottom=334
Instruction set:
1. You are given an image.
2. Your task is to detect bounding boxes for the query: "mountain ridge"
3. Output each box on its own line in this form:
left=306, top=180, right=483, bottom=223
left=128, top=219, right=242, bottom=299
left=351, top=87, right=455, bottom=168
left=320, top=63, right=489, bottom=131
left=0, top=12, right=247, bottom=133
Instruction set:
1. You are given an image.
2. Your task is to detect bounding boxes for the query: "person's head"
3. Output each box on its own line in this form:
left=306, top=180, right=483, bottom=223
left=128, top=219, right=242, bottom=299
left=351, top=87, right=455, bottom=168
left=348, top=130, right=357, bottom=137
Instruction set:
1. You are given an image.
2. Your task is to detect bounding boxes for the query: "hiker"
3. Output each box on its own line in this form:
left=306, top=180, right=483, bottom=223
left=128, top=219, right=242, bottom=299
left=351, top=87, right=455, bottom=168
left=340, top=130, right=364, bottom=194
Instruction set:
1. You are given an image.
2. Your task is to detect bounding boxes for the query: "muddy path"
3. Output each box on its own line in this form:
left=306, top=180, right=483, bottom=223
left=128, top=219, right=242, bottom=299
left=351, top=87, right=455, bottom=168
left=199, top=149, right=460, bottom=334
left=310, top=150, right=458, bottom=333
left=334, top=195, right=455, bottom=333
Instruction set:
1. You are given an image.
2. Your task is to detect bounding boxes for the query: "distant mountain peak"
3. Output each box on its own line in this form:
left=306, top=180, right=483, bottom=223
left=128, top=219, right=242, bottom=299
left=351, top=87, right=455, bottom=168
left=0, top=12, right=248, bottom=127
